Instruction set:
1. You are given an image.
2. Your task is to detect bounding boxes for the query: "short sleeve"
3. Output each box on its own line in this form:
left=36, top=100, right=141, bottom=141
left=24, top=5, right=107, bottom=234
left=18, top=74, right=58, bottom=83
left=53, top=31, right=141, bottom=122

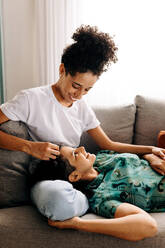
left=90, top=199, right=122, bottom=218
left=0, top=90, right=29, bottom=122
left=81, top=99, right=100, bottom=132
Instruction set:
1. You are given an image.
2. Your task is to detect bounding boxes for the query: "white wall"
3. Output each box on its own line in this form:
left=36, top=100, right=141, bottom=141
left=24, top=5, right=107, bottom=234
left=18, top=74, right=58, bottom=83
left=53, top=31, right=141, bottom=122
left=2, top=0, right=39, bottom=101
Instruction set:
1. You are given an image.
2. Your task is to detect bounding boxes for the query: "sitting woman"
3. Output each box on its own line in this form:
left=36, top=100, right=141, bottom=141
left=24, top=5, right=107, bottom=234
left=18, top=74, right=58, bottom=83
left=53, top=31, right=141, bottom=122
left=29, top=146, right=165, bottom=241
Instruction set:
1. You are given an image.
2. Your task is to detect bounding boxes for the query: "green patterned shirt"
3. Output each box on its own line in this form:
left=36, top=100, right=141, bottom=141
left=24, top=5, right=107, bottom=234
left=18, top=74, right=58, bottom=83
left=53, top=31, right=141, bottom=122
left=86, top=150, right=165, bottom=218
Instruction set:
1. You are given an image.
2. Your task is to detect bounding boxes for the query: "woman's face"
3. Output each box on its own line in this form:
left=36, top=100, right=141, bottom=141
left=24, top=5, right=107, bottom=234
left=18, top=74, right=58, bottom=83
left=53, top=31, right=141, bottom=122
left=60, top=146, right=96, bottom=175
left=57, top=64, right=98, bottom=106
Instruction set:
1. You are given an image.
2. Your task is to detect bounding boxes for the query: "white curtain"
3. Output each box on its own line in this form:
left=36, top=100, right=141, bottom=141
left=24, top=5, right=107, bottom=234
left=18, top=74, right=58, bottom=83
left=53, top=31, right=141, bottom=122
left=35, top=0, right=81, bottom=85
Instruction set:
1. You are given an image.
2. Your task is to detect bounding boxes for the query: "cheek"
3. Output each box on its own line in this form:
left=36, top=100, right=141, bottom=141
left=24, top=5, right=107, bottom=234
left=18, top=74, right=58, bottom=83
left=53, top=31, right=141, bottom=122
left=83, top=91, right=88, bottom=96
left=65, top=84, right=74, bottom=94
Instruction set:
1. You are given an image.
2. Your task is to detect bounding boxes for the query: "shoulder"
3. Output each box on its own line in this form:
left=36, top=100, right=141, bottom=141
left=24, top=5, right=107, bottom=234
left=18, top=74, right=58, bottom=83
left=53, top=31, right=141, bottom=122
left=20, top=85, right=53, bottom=104
left=24, top=85, right=51, bottom=96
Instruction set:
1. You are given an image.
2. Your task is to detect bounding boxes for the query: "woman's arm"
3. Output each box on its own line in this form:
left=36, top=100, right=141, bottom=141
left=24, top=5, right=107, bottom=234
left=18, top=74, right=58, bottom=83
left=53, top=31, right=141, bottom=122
left=88, top=126, right=165, bottom=159
left=0, top=109, right=59, bottom=160
left=87, top=126, right=165, bottom=174
left=48, top=203, right=157, bottom=241
left=88, top=126, right=165, bottom=155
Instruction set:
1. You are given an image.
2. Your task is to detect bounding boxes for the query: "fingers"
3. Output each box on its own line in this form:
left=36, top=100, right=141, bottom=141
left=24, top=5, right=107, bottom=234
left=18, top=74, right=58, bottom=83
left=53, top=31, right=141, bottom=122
left=156, top=149, right=165, bottom=159
left=159, top=151, right=165, bottom=160
left=151, top=163, right=165, bottom=175
left=48, top=219, right=69, bottom=229
left=48, top=145, right=60, bottom=156
left=154, top=167, right=165, bottom=176
left=48, top=217, right=79, bottom=229
left=31, top=142, right=61, bottom=160
left=152, top=148, right=165, bottom=160
left=48, top=219, right=59, bottom=227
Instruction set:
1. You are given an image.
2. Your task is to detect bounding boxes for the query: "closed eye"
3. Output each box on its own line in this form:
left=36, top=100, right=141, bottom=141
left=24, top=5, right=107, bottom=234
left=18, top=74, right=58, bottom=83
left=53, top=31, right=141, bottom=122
left=72, top=150, right=78, bottom=158
left=72, top=82, right=81, bottom=89
left=72, top=82, right=92, bottom=92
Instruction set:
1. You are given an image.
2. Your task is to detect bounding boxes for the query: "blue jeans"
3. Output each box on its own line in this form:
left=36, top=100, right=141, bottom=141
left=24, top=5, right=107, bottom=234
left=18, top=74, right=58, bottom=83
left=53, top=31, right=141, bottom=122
left=31, top=180, right=89, bottom=221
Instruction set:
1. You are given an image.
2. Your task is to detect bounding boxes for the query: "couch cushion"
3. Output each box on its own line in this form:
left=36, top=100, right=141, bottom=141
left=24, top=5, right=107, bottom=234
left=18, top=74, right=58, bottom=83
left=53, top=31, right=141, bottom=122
left=0, top=121, right=32, bottom=207
left=134, top=95, right=165, bottom=146
left=80, top=104, right=136, bottom=153
left=0, top=206, right=164, bottom=248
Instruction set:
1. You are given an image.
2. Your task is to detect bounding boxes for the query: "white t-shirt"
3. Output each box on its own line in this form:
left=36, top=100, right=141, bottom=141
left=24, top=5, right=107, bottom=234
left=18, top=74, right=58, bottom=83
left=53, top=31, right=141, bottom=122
left=1, top=85, right=100, bottom=147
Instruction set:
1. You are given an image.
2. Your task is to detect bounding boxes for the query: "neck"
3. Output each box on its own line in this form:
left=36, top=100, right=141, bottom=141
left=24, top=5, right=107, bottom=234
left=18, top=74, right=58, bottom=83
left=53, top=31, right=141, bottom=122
left=52, top=83, right=72, bottom=107
left=81, top=168, right=99, bottom=181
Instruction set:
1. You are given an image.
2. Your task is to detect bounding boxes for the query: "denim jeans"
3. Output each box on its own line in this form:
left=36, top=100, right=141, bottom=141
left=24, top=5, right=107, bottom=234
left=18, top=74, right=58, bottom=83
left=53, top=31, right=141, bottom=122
left=31, top=180, right=89, bottom=221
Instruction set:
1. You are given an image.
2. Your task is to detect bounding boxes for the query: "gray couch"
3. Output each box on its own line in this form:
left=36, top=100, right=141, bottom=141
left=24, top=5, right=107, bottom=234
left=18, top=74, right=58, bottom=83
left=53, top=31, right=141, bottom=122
left=0, top=95, right=165, bottom=248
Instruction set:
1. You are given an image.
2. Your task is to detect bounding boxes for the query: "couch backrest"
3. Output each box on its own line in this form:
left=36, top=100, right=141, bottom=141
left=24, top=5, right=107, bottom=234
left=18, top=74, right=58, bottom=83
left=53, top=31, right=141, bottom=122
left=133, top=95, right=165, bottom=146
left=80, top=104, right=136, bottom=153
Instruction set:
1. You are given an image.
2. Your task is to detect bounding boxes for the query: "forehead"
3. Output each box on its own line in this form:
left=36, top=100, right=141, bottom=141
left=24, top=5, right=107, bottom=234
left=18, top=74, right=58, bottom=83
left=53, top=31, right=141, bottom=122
left=69, top=72, right=98, bottom=87
left=60, top=146, right=74, bottom=159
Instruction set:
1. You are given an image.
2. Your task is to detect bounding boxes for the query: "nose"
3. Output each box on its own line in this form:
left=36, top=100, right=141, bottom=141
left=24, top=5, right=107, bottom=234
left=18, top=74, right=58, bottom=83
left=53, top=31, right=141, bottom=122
left=77, top=146, right=87, bottom=156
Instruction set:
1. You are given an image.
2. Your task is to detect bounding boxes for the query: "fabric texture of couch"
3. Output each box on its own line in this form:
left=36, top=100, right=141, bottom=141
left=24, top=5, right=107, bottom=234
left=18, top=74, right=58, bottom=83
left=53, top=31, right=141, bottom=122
left=0, top=95, right=165, bottom=248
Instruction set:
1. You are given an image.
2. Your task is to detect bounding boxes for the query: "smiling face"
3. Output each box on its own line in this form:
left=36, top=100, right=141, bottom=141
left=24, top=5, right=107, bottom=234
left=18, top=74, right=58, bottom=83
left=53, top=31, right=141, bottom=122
left=60, top=146, right=97, bottom=181
left=53, top=64, right=98, bottom=107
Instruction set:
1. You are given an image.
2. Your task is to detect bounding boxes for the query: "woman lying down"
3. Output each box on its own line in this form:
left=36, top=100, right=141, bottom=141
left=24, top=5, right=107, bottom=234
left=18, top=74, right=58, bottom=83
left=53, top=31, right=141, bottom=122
left=29, top=146, right=165, bottom=241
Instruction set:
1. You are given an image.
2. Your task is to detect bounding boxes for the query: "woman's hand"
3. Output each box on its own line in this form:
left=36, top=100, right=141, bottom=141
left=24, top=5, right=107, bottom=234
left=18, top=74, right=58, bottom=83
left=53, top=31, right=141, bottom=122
left=24, top=141, right=60, bottom=160
left=48, top=216, right=80, bottom=230
left=143, top=153, right=165, bottom=175
left=152, top=147, right=165, bottom=160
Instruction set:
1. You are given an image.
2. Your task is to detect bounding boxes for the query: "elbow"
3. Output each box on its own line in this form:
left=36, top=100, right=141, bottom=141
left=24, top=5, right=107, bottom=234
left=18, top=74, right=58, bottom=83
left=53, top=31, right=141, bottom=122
left=133, top=218, right=158, bottom=241
left=143, top=218, right=158, bottom=239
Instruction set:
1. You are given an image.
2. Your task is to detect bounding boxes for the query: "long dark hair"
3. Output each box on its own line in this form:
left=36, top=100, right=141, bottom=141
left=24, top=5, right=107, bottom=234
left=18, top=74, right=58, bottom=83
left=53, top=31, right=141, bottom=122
left=29, top=157, right=93, bottom=198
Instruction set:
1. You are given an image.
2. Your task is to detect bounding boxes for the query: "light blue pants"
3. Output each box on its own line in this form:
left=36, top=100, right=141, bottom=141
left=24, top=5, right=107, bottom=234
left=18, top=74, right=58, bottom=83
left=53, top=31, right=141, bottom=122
left=31, top=180, right=89, bottom=221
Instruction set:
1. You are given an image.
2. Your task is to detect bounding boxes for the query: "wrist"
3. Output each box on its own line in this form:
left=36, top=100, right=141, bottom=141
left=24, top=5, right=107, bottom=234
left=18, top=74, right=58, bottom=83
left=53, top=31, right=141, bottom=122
left=74, top=217, right=82, bottom=230
left=151, top=146, right=157, bottom=152
left=22, top=140, right=33, bottom=155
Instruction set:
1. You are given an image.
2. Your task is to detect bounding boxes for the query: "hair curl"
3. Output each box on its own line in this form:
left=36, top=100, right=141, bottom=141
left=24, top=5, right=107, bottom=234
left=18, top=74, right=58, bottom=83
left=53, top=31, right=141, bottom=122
left=61, top=25, right=118, bottom=76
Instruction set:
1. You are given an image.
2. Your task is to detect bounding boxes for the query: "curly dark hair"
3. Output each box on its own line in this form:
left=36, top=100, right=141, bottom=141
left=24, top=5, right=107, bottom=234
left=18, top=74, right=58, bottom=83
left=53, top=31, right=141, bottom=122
left=61, top=25, right=118, bottom=76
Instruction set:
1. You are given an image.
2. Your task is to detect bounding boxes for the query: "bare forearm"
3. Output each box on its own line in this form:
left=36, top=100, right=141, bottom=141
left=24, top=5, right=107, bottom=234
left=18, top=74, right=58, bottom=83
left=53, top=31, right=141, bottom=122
left=88, top=126, right=155, bottom=154
left=77, top=214, right=157, bottom=241
left=109, top=141, right=154, bottom=154
left=0, top=130, right=31, bottom=153
left=0, top=130, right=60, bottom=160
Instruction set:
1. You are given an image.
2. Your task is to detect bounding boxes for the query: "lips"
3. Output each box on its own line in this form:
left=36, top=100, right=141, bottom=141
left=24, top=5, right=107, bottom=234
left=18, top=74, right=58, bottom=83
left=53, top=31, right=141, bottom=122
left=70, top=95, right=79, bottom=101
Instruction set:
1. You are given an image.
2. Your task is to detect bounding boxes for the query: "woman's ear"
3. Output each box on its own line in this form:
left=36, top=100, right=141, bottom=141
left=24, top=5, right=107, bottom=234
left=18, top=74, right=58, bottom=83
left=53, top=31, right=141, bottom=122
left=69, top=171, right=81, bottom=182
left=59, top=63, right=65, bottom=76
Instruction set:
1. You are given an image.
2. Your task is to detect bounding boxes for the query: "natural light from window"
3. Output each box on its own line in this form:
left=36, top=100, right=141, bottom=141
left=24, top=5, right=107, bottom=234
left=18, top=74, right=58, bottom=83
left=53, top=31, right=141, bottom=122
left=76, top=0, right=165, bottom=106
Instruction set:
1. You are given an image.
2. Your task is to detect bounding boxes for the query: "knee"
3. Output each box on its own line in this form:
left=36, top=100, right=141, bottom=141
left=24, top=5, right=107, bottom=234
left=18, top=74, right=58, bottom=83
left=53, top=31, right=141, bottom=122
left=31, top=180, right=89, bottom=221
